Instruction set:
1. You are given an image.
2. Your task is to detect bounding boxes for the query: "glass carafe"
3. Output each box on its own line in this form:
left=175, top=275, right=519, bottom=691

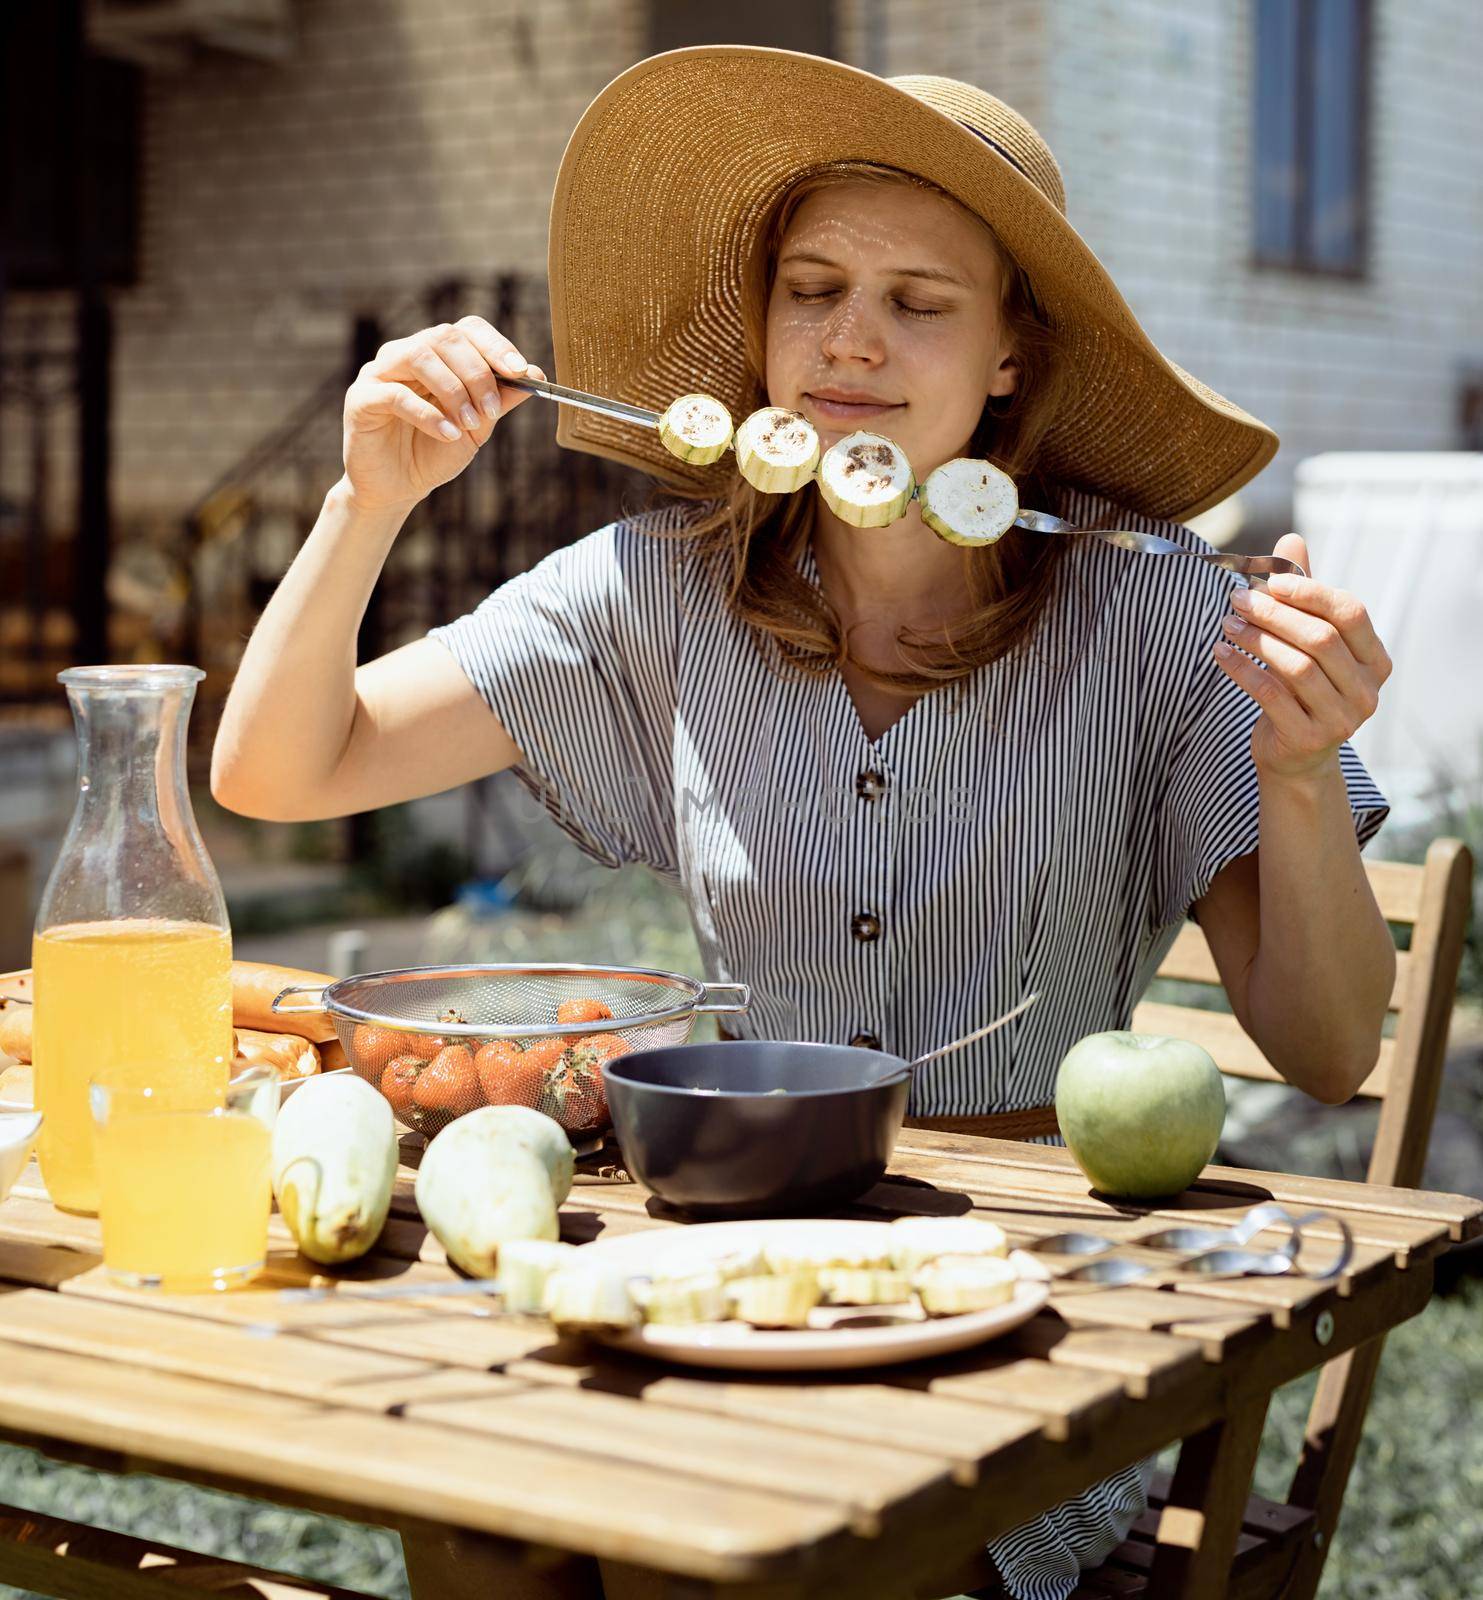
left=33, top=666, right=233, bottom=1214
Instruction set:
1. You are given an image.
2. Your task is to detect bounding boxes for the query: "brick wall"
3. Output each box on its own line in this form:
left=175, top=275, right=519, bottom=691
left=836, top=0, right=1048, bottom=126
left=1037, top=0, right=1483, bottom=533
left=5, top=0, right=647, bottom=523
left=8, top=0, right=1480, bottom=533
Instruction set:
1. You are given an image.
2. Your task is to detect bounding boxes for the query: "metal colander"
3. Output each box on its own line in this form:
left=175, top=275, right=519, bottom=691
left=272, top=963, right=749, bottom=1143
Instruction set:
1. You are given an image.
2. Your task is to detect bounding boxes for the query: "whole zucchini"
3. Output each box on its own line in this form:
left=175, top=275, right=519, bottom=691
left=271, top=1074, right=397, bottom=1264
left=415, top=1109, right=560, bottom=1277
left=467, top=1104, right=574, bottom=1203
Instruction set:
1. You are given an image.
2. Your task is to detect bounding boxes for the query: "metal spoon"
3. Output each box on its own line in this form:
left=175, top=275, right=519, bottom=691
left=862, top=993, right=1042, bottom=1090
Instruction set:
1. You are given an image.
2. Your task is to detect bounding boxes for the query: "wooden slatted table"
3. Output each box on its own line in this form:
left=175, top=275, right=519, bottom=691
left=0, top=1127, right=1475, bottom=1600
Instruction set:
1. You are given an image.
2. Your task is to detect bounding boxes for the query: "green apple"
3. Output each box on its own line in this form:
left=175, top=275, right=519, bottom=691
left=1054, top=1031, right=1226, bottom=1199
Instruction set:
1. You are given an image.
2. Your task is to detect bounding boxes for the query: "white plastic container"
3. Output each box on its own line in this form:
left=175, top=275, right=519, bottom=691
left=1293, top=452, right=1483, bottom=833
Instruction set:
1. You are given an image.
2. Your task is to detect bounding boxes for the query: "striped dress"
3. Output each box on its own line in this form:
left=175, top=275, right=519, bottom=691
left=429, top=488, right=1387, bottom=1600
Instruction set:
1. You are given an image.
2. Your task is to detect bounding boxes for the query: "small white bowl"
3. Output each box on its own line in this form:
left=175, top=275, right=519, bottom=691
left=0, top=1110, right=42, bottom=1203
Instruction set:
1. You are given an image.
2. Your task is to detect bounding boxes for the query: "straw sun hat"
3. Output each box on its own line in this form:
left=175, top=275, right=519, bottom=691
left=547, top=46, right=1277, bottom=523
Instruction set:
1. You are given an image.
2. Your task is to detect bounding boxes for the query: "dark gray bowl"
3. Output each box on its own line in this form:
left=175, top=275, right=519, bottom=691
left=603, top=1040, right=911, bottom=1218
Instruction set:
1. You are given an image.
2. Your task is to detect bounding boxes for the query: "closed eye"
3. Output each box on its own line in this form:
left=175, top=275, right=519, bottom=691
left=787, top=289, right=946, bottom=320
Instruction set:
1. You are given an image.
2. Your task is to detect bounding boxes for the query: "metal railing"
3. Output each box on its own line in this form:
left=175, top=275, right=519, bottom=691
left=2, top=273, right=656, bottom=797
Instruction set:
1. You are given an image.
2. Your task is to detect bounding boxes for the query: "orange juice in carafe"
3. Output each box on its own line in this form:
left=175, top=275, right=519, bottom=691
left=32, top=665, right=232, bottom=1215
left=33, top=920, right=232, bottom=1213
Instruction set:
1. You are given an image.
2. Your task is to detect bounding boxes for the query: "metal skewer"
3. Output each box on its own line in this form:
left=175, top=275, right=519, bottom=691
left=501, top=377, right=1299, bottom=585
left=501, top=372, right=662, bottom=430
left=276, top=1276, right=505, bottom=1305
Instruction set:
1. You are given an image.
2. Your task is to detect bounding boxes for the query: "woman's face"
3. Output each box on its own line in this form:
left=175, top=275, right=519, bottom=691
left=765, top=180, right=1017, bottom=480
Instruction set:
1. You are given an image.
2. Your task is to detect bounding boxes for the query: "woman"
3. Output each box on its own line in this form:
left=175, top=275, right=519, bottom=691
left=212, top=47, right=1394, bottom=1600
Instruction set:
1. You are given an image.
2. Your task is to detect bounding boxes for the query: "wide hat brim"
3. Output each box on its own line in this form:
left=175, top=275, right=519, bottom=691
left=547, top=46, right=1277, bottom=523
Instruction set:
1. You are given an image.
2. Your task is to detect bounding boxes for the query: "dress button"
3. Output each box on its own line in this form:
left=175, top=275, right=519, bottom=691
left=850, top=1031, right=882, bottom=1051
left=855, top=769, right=888, bottom=802
left=851, top=912, right=882, bottom=943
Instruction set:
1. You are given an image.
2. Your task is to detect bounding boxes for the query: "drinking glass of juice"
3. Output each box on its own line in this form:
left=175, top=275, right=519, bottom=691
left=90, top=1066, right=277, bottom=1292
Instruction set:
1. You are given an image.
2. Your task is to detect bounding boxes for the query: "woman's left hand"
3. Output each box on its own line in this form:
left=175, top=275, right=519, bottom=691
left=1213, top=533, right=1392, bottom=783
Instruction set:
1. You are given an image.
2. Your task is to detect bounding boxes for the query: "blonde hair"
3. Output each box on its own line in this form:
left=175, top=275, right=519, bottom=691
left=654, top=162, right=1071, bottom=697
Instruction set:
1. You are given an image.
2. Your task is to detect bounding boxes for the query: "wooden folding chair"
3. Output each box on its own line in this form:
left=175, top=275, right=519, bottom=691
left=1058, top=834, right=1474, bottom=1600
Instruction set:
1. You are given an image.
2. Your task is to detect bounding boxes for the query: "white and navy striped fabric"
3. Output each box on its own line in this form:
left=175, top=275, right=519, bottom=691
left=429, top=488, right=1387, bottom=1600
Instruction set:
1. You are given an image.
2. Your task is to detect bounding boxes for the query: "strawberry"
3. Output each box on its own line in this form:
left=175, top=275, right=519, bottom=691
left=413, top=1044, right=480, bottom=1111
left=539, top=1041, right=611, bottom=1133
left=379, top=1054, right=424, bottom=1115
left=556, top=997, right=613, bottom=1025
left=519, top=1036, right=569, bottom=1074
left=584, top=1033, right=632, bottom=1064
left=354, top=1024, right=415, bottom=1072
left=474, top=1040, right=545, bottom=1107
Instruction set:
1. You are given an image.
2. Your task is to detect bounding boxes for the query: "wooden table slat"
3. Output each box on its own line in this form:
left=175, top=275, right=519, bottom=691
left=504, top=1353, right=1048, bottom=1479
left=507, top=1343, right=1119, bottom=1452
left=864, top=1159, right=1455, bottom=1265
left=0, top=1338, right=857, bottom=1580
left=545, top=1170, right=1443, bottom=1297
left=891, top=1131, right=1482, bottom=1239
left=1045, top=1286, right=1264, bottom=1360
left=0, top=1286, right=443, bottom=1401
left=47, top=1262, right=581, bottom=1370
left=905, top=1355, right=1127, bottom=1441
left=403, top=1384, right=956, bottom=1535
left=1002, top=1318, right=1211, bottom=1402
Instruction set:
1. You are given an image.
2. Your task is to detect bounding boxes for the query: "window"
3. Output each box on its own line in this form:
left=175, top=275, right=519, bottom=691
left=1252, top=0, right=1371, bottom=276
left=0, top=5, right=141, bottom=289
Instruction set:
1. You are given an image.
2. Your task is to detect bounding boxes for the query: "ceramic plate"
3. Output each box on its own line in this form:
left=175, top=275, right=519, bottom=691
left=579, top=1218, right=1050, bottom=1372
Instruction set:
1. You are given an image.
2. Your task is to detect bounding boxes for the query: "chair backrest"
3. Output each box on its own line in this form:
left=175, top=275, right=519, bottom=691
left=1126, top=837, right=1475, bottom=1600
left=1131, top=836, right=1474, bottom=1188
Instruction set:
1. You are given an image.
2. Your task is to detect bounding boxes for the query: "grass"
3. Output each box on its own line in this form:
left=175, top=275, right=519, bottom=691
left=1256, top=1277, right=1483, bottom=1597
left=0, top=1283, right=1476, bottom=1598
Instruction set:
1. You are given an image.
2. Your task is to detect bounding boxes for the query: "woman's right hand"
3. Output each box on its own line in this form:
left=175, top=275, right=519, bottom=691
left=340, top=316, right=546, bottom=511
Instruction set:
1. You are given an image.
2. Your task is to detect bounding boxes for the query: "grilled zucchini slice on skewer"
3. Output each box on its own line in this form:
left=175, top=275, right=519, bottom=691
left=543, top=1264, right=641, bottom=1332
left=499, top=1239, right=579, bottom=1313
left=889, top=1215, right=1009, bottom=1275
left=816, top=1267, right=915, bottom=1306
left=735, top=407, right=821, bottom=493
left=726, top=1273, right=821, bottom=1329
left=919, top=457, right=1020, bottom=547
left=658, top=392, right=734, bottom=465
left=817, top=430, right=916, bottom=528
left=632, top=1271, right=729, bottom=1326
